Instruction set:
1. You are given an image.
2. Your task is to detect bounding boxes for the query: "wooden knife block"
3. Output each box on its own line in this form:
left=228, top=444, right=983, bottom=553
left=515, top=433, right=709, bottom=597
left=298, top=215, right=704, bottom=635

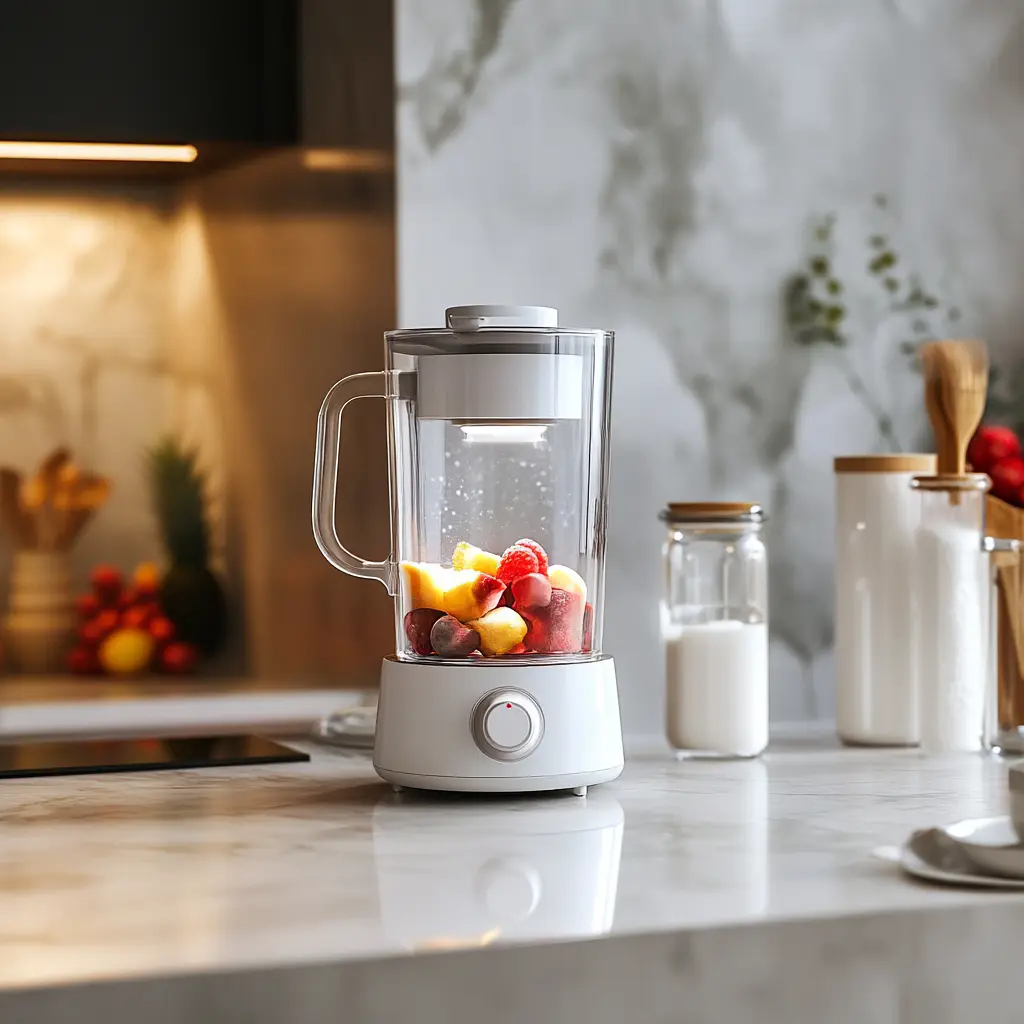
left=985, top=495, right=1024, bottom=732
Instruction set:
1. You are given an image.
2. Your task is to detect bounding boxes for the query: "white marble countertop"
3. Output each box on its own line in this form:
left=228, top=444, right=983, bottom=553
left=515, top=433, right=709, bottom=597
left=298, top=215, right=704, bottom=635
left=3, top=734, right=1024, bottom=1023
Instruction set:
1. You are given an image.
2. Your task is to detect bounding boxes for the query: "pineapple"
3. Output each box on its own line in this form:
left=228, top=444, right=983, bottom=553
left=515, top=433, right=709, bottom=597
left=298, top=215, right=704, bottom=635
left=148, top=438, right=227, bottom=657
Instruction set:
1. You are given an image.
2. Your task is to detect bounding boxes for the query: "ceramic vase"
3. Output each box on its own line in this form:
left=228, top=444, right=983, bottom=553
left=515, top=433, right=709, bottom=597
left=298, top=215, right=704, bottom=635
left=4, top=550, right=76, bottom=674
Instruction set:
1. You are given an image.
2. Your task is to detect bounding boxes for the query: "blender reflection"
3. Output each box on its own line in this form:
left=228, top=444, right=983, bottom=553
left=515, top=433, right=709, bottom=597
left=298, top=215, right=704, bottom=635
left=371, top=793, right=624, bottom=950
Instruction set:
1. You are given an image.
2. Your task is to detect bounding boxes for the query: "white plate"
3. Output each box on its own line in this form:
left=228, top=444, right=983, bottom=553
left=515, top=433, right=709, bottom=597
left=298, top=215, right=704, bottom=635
left=942, top=816, right=1024, bottom=879
left=874, top=827, right=1024, bottom=890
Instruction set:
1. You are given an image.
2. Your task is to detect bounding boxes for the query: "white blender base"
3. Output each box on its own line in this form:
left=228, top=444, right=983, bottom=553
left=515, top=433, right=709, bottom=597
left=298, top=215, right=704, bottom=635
left=373, top=656, right=623, bottom=795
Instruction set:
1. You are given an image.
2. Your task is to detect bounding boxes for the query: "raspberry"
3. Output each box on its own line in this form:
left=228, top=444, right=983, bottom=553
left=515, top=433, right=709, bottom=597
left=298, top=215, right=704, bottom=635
left=497, top=544, right=539, bottom=585
left=513, top=538, right=549, bottom=577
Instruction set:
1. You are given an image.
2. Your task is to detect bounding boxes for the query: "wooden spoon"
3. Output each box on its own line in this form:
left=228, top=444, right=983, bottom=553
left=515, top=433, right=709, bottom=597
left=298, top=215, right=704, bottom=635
left=0, top=468, right=32, bottom=548
left=939, top=340, right=988, bottom=477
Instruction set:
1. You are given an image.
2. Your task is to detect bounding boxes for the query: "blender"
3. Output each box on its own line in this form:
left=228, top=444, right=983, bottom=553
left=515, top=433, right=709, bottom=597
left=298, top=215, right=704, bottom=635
left=312, top=305, right=623, bottom=795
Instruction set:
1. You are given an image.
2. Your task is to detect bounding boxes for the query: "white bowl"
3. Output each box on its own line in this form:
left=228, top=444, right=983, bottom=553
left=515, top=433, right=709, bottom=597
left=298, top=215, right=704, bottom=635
left=943, top=817, right=1024, bottom=878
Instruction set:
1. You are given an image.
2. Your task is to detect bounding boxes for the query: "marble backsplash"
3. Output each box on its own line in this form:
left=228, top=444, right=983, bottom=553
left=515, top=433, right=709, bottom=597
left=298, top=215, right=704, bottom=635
left=0, top=189, right=219, bottom=592
left=396, top=0, right=1024, bottom=732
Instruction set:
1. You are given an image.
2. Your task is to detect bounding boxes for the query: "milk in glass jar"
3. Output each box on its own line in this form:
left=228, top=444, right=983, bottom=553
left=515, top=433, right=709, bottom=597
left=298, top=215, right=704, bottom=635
left=659, top=503, right=769, bottom=759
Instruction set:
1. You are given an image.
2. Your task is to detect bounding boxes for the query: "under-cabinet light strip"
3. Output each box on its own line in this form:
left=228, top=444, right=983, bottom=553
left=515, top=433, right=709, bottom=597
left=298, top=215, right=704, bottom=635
left=0, top=141, right=198, bottom=162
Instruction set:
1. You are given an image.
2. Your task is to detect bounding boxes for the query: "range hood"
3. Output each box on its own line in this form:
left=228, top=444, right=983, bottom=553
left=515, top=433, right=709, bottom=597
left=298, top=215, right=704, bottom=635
left=0, top=0, right=298, bottom=176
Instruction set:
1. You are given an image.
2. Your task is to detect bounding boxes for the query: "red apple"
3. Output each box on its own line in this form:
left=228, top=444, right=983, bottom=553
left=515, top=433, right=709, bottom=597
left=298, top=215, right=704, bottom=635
left=67, top=645, right=101, bottom=675
left=148, top=616, right=176, bottom=647
left=90, top=565, right=123, bottom=606
left=76, top=593, right=100, bottom=622
left=989, top=457, right=1024, bottom=506
left=160, top=641, right=200, bottom=675
left=968, top=425, right=1022, bottom=474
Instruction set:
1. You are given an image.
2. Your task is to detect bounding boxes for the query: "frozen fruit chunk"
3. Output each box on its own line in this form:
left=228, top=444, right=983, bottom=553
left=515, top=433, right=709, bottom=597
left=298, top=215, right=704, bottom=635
left=442, top=571, right=505, bottom=621
left=523, top=588, right=585, bottom=654
left=452, top=541, right=501, bottom=577
left=548, top=564, right=587, bottom=602
left=513, top=538, right=549, bottom=576
left=511, top=572, right=551, bottom=610
left=430, top=615, right=480, bottom=658
left=582, top=602, right=594, bottom=653
left=400, top=561, right=447, bottom=611
left=497, top=544, right=539, bottom=585
left=468, top=606, right=528, bottom=657
left=451, top=541, right=475, bottom=570
left=405, top=608, right=445, bottom=655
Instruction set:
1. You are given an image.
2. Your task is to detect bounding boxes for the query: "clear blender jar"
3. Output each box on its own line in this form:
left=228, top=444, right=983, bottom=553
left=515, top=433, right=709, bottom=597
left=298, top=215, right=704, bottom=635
left=312, top=306, right=623, bottom=795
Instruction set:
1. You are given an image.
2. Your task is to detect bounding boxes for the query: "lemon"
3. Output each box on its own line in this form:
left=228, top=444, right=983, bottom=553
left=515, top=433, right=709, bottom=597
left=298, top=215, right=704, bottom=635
left=99, top=628, right=155, bottom=676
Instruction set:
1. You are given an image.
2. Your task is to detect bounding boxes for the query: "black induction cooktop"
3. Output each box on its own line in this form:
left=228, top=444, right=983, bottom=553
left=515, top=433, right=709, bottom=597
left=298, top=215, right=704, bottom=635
left=0, top=735, right=308, bottom=779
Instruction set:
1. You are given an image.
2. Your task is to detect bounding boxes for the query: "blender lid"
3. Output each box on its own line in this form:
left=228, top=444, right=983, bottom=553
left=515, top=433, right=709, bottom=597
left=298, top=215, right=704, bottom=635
left=393, top=304, right=606, bottom=422
left=445, top=305, right=558, bottom=331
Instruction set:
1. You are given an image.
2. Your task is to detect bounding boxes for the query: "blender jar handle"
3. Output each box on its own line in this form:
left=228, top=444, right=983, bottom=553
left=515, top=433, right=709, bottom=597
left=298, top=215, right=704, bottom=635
left=312, top=371, right=396, bottom=594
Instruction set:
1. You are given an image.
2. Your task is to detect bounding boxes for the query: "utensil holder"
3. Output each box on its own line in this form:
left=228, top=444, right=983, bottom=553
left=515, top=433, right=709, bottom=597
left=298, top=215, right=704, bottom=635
left=4, top=550, right=76, bottom=674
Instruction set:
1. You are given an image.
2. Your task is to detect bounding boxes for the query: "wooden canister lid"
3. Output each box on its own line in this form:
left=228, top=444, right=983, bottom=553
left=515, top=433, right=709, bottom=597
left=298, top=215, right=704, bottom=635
left=833, top=454, right=937, bottom=474
left=661, top=502, right=765, bottom=523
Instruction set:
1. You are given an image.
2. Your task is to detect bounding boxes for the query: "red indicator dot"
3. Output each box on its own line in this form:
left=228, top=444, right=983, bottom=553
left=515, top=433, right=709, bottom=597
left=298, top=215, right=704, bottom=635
left=506, top=703, right=512, bottom=709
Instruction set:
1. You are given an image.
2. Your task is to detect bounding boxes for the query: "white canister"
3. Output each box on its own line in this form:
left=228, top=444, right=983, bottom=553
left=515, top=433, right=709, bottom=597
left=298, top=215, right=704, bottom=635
left=834, top=454, right=937, bottom=746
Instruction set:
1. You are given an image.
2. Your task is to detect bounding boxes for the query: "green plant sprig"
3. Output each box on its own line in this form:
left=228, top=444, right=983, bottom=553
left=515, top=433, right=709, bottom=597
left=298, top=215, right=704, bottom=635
left=787, top=195, right=961, bottom=365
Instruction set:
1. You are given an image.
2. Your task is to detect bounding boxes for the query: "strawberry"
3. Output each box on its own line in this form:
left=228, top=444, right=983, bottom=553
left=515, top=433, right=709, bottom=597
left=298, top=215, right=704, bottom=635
left=522, top=588, right=585, bottom=654
left=148, top=616, right=177, bottom=648
left=121, top=604, right=155, bottom=631
left=968, top=425, right=1022, bottom=474
left=67, top=645, right=101, bottom=675
left=76, top=593, right=100, bottom=622
left=513, top=538, right=549, bottom=577
left=511, top=572, right=552, bottom=610
left=161, top=642, right=200, bottom=675
left=90, top=565, right=123, bottom=606
left=496, top=544, right=539, bottom=585
left=80, top=609, right=120, bottom=647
